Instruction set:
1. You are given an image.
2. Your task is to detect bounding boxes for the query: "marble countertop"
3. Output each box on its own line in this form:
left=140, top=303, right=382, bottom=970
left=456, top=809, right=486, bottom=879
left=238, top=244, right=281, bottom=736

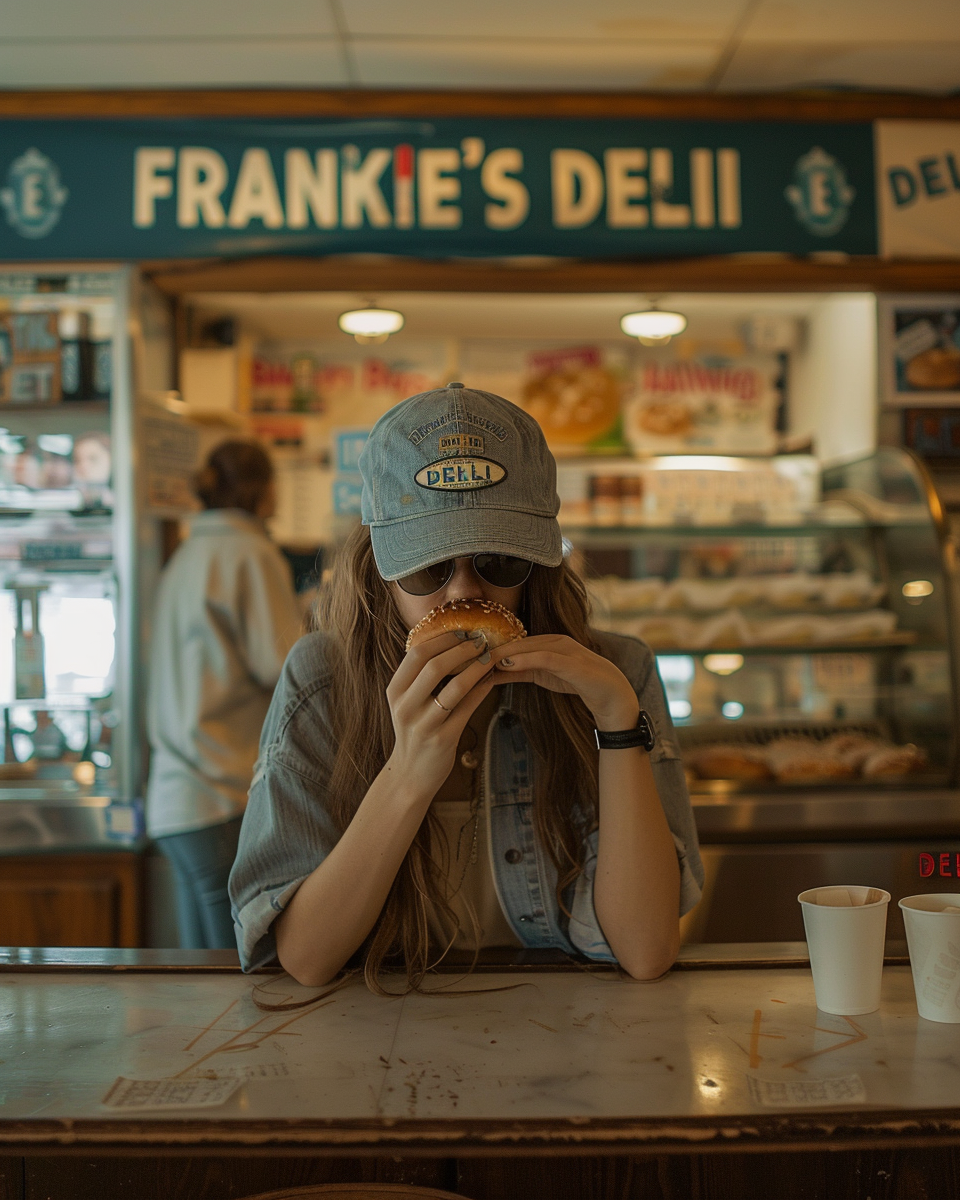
left=1, top=947, right=958, bottom=1154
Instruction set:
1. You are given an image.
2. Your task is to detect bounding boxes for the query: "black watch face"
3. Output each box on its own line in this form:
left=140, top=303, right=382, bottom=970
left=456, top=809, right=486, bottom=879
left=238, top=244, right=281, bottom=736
left=638, top=711, right=656, bottom=752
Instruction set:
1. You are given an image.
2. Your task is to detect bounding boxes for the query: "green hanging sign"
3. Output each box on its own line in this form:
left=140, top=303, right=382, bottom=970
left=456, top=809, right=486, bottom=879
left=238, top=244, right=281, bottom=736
left=0, top=116, right=877, bottom=261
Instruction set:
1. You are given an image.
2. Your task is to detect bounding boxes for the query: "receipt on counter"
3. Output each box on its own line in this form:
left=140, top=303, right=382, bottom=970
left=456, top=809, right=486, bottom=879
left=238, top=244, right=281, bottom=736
left=748, top=1074, right=866, bottom=1107
left=101, top=1076, right=240, bottom=1111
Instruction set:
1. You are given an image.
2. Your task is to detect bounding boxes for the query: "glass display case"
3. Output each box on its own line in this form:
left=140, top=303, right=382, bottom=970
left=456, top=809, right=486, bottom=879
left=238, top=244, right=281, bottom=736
left=0, top=266, right=186, bottom=852
left=561, top=448, right=957, bottom=794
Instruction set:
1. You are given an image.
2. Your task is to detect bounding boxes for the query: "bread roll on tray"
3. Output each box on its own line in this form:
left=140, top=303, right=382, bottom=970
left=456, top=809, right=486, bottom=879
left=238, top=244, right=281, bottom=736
left=763, top=736, right=855, bottom=782
left=687, top=744, right=773, bottom=782
left=862, top=743, right=927, bottom=778
left=687, top=731, right=930, bottom=785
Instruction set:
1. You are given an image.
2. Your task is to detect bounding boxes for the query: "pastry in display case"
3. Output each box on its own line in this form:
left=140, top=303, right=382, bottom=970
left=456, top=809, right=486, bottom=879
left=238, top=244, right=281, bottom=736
left=563, top=446, right=960, bottom=943
left=561, top=448, right=956, bottom=792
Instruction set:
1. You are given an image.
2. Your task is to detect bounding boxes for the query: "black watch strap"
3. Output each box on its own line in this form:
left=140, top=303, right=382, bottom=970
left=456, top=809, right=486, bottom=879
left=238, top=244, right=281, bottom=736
left=594, top=710, right=656, bottom=752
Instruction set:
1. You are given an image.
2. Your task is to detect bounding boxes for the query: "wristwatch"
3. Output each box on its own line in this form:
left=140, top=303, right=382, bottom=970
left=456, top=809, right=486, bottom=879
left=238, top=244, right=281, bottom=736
left=594, top=710, right=656, bottom=752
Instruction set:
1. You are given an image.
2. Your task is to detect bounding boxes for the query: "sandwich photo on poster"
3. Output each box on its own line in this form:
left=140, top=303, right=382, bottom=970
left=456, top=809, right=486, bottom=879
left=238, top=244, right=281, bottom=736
left=460, top=342, right=630, bottom=456
left=879, top=296, right=960, bottom=406
left=624, top=355, right=780, bottom=455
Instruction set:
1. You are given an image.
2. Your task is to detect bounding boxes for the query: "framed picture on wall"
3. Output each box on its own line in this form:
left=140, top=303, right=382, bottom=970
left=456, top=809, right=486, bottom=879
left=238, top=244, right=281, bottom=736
left=903, top=408, right=960, bottom=461
left=879, top=295, right=960, bottom=406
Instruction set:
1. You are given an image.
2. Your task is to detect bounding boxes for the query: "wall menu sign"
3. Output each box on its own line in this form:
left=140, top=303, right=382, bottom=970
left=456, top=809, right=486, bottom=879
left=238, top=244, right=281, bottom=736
left=0, top=116, right=949, bottom=262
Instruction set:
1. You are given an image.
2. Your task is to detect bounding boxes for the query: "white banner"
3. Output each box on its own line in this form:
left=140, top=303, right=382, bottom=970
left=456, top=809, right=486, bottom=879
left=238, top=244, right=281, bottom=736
left=876, top=121, right=960, bottom=258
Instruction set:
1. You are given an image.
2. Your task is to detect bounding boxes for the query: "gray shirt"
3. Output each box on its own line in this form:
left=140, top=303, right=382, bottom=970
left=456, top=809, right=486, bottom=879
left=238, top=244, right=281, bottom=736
left=146, top=509, right=302, bottom=838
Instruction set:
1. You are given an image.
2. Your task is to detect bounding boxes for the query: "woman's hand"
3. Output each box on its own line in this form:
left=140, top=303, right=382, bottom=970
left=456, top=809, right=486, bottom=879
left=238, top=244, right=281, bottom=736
left=491, top=635, right=639, bottom=731
left=385, top=631, right=495, bottom=799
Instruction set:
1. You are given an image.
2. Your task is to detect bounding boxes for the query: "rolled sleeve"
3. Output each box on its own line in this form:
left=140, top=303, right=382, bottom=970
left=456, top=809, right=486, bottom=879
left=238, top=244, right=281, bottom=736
left=233, top=873, right=311, bottom=971
left=228, top=634, right=342, bottom=971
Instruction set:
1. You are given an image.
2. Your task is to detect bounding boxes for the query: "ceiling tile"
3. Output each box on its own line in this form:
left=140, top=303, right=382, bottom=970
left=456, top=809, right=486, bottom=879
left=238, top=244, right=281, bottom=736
left=352, top=37, right=722, bottom=89
left=0, top=0, right=338, bottom=39
left=719, top=41, right=960, bottom=93
left=0, top=39, right=348, bottom=88
left=743, top=0, right=960, bottom=42
left=341, top=0, right=745, bottom=41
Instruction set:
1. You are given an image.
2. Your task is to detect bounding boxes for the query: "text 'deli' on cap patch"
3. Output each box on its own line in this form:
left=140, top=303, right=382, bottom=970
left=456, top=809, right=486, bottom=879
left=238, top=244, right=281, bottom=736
left=414, top=457, right=507, bottom=491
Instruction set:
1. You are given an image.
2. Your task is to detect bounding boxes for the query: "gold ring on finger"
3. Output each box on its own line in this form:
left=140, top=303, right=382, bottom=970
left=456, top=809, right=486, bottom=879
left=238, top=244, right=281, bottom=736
left=433, top=696, right=450, bottom=713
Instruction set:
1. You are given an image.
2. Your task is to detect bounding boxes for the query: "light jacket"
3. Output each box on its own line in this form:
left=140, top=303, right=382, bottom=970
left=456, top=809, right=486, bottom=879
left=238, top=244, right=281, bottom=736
left=229, top=628, right=703, bottom=970
left=146, top=509, right=302, bottom=839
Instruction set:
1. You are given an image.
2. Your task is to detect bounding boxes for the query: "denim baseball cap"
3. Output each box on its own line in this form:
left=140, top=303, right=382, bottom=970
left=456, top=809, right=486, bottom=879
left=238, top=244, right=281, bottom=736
left=359, top=382, right=562, bottom=581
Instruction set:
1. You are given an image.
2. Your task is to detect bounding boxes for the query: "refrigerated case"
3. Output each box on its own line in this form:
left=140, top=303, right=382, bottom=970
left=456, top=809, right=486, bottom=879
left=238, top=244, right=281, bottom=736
left=561, top=447, right=960, bottom=942
left=0, top=265, right=187, bottom=947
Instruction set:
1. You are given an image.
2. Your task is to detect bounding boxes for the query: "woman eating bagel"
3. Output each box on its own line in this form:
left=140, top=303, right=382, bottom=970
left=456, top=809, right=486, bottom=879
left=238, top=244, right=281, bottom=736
left=228, top=383, right=702, bottom=990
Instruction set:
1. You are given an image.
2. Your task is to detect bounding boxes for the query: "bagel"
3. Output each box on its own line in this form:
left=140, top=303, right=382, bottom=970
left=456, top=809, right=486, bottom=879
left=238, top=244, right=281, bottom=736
left=405, top=598, right=526, bottom=655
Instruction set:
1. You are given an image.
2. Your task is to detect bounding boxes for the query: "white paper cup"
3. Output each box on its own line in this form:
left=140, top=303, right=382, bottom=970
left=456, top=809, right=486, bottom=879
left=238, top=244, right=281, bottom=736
left=798, top=885, right=890, bottom=1015
left=898, top=894, right=960, bottom=1024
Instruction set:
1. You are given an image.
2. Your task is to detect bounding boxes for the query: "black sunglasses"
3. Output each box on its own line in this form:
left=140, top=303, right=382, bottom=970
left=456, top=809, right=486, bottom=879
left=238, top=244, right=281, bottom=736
left=396, top=554, right=533, bottom=596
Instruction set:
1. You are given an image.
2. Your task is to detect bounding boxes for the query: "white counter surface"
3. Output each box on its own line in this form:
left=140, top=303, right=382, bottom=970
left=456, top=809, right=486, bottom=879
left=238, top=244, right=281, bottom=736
left=1, top=948, right=959, bottom=1154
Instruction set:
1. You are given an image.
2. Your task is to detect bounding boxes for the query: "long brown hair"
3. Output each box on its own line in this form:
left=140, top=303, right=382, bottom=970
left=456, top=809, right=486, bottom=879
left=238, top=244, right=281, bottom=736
left=312, top=523, right=600, bottom=994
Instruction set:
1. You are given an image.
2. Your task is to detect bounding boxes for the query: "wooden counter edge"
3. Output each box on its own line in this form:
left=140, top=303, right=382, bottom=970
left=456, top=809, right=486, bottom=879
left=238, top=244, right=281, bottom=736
left=0, top=1109, right=959, bottom=1157
left=0, top=943, right=912, bottom=972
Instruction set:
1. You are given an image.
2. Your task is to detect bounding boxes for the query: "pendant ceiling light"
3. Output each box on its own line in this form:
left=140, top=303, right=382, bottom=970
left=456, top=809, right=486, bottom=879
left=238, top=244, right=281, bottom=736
left=338, top=304, right=405, bottom=344
left=620, top=304, right=687, bottom=347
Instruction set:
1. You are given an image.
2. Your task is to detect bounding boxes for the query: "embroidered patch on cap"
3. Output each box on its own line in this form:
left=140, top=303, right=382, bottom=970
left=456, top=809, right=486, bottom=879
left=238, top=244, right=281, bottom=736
left=414, top=457, right=507, bottom=491
left=439, top=432, right=484, bottom=458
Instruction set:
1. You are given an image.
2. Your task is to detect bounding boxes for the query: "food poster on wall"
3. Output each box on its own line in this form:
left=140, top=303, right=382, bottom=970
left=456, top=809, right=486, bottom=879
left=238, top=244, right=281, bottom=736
left=248, top=340, right=448, bottom=428
left=247, top=342, right=447, bottom=545
left=903, top=408, right=960, bottom=459
left=879, top=297, right=960, bottom=405
left=459, top=341, right=631, bottom=455
left=624, top=353, right=781, bottom=455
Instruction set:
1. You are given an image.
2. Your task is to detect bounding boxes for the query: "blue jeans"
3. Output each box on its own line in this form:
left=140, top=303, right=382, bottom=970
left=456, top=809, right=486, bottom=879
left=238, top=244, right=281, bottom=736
left=156, top=816, right=243, bottom=950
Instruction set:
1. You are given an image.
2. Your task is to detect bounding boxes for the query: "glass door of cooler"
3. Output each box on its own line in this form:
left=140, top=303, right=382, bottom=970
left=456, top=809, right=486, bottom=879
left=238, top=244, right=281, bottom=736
left=0, top=555, right=119, bottom=795
left=0, top=265, right=143, bottom=835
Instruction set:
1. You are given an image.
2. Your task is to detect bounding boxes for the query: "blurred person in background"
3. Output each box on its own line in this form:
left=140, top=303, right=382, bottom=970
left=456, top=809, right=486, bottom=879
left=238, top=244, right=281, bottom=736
left=147, top=440, right=301, bottom=949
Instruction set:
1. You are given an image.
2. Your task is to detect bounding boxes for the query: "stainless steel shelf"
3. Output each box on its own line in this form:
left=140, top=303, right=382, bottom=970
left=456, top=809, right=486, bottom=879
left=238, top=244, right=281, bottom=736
left=622, top=635, right=923, bottom=655
left=563, top=518, right=931, bottom=539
